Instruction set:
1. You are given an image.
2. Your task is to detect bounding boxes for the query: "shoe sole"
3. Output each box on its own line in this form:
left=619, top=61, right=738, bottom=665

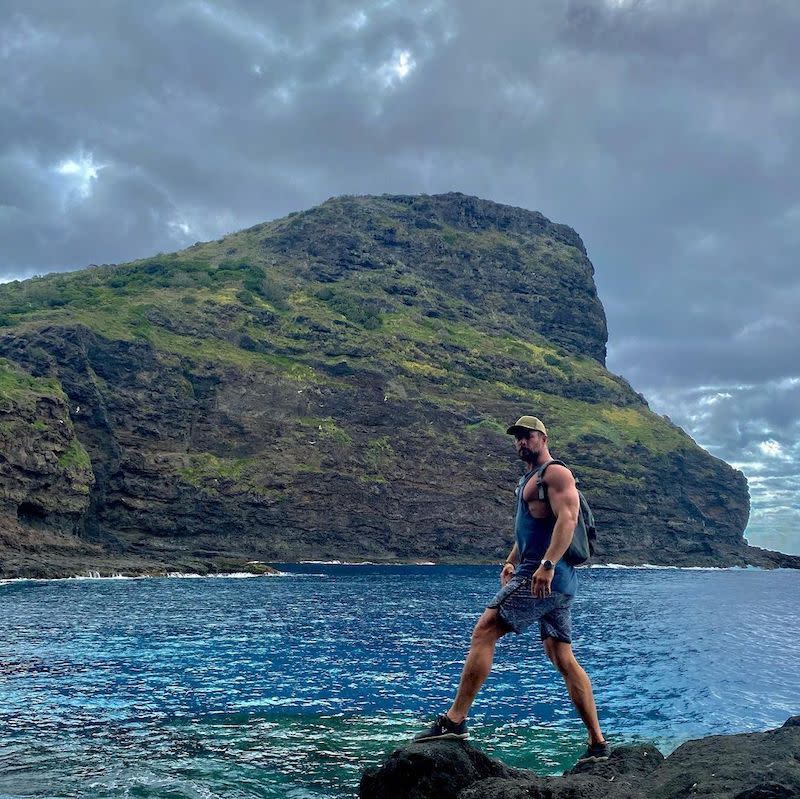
left=414, top=732, right=469, bottom=742
left=577, top=754, right=610, bottom=763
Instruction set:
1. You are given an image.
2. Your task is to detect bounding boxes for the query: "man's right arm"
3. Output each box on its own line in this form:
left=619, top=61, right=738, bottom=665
left=500, top=544, right=519, bottom=585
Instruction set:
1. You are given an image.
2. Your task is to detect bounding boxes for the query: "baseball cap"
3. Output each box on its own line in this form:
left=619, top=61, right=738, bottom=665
left=506, top=415, right=548, bottom=437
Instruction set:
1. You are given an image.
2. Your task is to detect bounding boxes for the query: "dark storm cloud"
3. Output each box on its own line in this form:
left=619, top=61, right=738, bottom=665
left=1, top=0, right=798, bottom=551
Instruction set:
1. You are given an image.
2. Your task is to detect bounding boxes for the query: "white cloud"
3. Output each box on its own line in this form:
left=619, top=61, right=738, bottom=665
left=168, top=218, right=192, bottom=237
left=349, top=10, right=368, bottom=30
left=758, top=439, right=784, bottom=458
left=54, top=152, right=104, bottom=201
left=699, top=391, right=732, bottom=406
left=378, top=49, right=416, bottom=87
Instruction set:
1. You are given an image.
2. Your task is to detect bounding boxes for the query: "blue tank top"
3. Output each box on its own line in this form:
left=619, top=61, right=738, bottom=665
left=514, top=470, right=578, bottom=595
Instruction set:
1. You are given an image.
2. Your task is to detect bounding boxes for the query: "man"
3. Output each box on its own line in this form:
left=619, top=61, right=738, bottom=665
left=415, top=415, right=609, bottom=763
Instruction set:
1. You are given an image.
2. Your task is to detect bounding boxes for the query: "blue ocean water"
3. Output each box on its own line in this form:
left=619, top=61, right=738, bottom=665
left=0, top=565, right=798, bottom=798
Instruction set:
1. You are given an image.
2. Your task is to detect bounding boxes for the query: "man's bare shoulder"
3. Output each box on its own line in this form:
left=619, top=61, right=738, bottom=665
left=543, top=462, right=575, bottom=489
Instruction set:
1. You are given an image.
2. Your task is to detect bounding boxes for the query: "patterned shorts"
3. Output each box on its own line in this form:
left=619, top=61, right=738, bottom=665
left=487, top=575, right=573, bottom=643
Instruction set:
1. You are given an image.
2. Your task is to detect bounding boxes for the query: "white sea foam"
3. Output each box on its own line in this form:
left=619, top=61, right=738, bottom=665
left=164, top=571, right=294, bottom=579
left=589, top=563, right=763, bottom=571
left=298, top=560, right=383, bottom=565
left=0, top=570, right=293, bottom=585
left=297, top=560, right=436, bottom=566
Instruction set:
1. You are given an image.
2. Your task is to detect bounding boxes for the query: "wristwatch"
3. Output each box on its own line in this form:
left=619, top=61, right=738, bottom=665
left=540, top=559, right=555, bottom=571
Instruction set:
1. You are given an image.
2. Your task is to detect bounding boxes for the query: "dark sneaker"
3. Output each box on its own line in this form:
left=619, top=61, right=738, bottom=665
left=577, top=741, right=610, bottom=762
left=413, top=714, right=469, bottom=742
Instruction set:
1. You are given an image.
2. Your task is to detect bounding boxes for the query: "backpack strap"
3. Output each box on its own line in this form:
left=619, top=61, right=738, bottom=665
left=535, top=459, right=567, bottom=501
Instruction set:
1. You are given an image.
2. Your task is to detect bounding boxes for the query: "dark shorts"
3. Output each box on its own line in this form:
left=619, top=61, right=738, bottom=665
left=487, top=575, right=573, bottom=643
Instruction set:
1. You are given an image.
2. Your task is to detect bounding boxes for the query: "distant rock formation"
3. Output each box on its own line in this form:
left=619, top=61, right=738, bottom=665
left=0, top=193, right=796, bottom=577
left=359, top=716, right=800, bottom=799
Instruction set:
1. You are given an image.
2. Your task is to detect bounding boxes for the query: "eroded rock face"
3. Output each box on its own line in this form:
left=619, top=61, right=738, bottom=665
left=359, top=720, right=800, bottom=799
left=0, top=193, right=789, bottom=576
left=0, top=358, right=99, bottom=576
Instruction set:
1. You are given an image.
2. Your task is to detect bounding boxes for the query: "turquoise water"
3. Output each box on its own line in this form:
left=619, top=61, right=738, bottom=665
left=1, top=565, right=798, bottom=797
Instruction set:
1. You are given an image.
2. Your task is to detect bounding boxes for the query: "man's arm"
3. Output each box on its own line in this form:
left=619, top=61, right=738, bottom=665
left=531, top=465, right=579, bottom=597
left=500, top=543, right=519, bottom=585
left=505, top=543, right=519, bottom=566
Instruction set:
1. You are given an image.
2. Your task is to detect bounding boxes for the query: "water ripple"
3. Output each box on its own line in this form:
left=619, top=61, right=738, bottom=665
left=0, top=565, right=798, bottom=797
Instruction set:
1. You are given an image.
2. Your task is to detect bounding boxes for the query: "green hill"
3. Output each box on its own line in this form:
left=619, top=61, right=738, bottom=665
left=0, top=193, right=792, bottom=577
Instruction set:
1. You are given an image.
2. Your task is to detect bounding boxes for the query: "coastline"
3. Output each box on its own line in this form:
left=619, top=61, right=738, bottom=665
left=2, top=539, right=797, bottom=582
left=1, top=560, right=790, bottom=586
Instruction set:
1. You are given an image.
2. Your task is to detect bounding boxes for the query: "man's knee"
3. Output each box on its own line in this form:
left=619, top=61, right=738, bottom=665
left=471, top=610, right=506, bottom=645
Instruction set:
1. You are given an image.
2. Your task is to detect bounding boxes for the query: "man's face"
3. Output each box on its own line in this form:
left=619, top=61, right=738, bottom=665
left=514, top=430, right=543, bottom=463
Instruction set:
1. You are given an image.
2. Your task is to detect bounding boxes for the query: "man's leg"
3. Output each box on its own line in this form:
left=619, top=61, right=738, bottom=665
left=542, top=638, right=605, bottom=745
left=446, top=608, right=508, bottom=723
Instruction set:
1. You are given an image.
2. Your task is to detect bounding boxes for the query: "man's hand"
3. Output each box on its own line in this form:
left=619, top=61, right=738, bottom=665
left=531, top=565, right=554, bottom=598
left=500, top=562, right=515, bottom=586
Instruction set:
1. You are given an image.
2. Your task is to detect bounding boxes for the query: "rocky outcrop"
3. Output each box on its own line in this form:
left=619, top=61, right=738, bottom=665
left=359, top=717, right=800, bottom=799
left=267, top=193, right=609, bottom=363
left=0, top=358, right=101, bottom=577
left=0, top=193, right=790, bottom=576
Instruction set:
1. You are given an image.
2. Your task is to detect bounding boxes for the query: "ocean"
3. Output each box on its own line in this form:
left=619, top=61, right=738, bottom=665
left=1, top=564, right=798, bottom=798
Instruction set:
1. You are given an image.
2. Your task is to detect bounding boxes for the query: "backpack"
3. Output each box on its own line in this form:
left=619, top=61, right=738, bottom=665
left=534, top=459, right=597, bottom=566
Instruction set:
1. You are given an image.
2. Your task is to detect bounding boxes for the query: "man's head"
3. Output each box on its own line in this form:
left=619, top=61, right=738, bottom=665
left=506, top=416, right=548, bottom=465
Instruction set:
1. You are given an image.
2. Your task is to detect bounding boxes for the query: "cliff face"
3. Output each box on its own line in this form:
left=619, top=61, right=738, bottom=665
left=0, top=193, right=791, bottom=577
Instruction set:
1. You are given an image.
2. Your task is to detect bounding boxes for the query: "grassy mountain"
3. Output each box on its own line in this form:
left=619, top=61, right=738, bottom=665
left=0, top=193, right=792, bottom=577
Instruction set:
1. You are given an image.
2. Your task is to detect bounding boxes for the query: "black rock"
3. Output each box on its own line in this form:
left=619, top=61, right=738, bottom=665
left=459, top=773, right=644, bottom=798
left=358, top=740, right=521, bottom=799
left=359, top=719, right=800, bottom=799
left=564, top=743, right=664, bottom=781
left=733, top=784, right=798, bottom=799
left=642, top=723, right=800, bottom=799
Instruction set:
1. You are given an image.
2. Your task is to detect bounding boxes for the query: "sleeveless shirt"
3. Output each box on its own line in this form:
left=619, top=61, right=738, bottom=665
left=514, top=469, right=578, bottom=595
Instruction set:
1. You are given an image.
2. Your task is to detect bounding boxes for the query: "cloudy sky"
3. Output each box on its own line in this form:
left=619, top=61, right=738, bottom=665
left=2, top=0, right=798, bottom=554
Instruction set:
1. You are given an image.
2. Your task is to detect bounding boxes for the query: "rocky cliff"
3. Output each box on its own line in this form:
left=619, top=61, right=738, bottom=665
left=0, top=193, right=794, bottom=577
left=359, top=716, right=800, bottom=799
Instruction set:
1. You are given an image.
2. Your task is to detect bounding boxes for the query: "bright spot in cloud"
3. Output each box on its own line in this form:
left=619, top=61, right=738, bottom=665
left=349, top=10, right=368, bottom=30
left=699, top=391, right=733, bottom=406
left=55, top=152, right=104, bottom=199
left=394, top=51, right=413, bottom=79
left=168, top=219, right=192, bottom=237
left=758, top=440, right=784, bottom=458
left=379, top=49, right=415, bottom=87
left=272, top=84, right=294, bottom=104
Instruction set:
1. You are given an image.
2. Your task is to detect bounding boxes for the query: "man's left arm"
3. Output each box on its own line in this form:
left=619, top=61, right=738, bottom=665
left=531, top=465, right=580, bottom=598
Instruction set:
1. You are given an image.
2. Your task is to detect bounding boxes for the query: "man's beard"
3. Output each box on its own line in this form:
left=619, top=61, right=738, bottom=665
left=520, top=446, right=539, bottom=465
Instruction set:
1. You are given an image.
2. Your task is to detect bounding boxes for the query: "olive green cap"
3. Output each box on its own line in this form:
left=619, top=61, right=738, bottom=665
left=506, top=415, right=548, bottom=437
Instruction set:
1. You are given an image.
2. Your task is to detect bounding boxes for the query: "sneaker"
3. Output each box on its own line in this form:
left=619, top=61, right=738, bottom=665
left=576, top=740, right=610, bottom=762
left=413, top=713, right=469, bottom=742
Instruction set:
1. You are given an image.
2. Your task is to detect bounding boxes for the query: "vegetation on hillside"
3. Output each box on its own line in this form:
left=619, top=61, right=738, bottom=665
left=0, top=194, right=693, bottom=489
